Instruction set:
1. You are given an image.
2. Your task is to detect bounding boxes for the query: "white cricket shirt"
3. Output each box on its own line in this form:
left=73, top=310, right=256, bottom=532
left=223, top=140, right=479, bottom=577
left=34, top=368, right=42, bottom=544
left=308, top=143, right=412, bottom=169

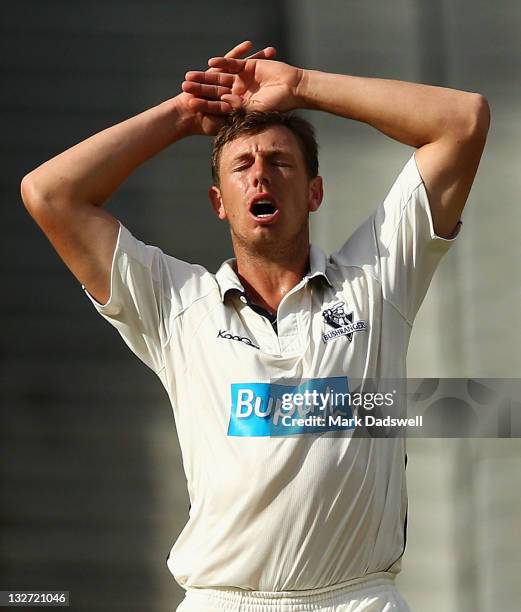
left=84, top=152, right=460, bottom=591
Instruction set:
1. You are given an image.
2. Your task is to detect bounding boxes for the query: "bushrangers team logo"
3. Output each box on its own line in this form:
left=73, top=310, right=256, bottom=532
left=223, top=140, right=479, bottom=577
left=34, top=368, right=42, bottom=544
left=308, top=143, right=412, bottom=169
left=322, top=301, right=367, bottom=343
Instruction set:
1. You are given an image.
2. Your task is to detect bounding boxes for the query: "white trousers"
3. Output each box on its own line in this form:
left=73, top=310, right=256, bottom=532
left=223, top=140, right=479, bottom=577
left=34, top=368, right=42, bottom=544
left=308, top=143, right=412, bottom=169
left=176, top=572, right=411, bottom=611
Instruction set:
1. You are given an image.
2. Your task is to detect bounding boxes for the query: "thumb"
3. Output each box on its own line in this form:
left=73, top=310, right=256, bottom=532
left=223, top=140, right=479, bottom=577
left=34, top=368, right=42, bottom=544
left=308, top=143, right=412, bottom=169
left=220, top=94, right=243, bottom=110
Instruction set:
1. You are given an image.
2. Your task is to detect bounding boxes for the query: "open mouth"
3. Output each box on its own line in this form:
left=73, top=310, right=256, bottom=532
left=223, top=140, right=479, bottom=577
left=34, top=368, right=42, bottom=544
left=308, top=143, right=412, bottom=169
left=249, top=196, right=279, bottom=224
left=251, top=200, right=277, bottom=218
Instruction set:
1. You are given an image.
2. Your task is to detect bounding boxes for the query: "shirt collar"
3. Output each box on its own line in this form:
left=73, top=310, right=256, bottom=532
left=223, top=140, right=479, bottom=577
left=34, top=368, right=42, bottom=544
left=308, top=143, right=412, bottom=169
left=215, top=244, right=332, bottom=302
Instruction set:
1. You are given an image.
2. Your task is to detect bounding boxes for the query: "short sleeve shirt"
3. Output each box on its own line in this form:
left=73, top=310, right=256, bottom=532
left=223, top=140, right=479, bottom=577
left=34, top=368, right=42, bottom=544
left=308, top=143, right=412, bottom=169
left=84, top=152, right=460, bottom=591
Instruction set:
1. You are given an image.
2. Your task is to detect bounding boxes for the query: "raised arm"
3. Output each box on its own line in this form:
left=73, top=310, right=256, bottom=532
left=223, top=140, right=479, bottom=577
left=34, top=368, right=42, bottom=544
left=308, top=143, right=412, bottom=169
left=21, top=41, right=275, bottom=304
left=297, top=70, right=490, bottom=238
left=187, top=57, right=490, bottom=238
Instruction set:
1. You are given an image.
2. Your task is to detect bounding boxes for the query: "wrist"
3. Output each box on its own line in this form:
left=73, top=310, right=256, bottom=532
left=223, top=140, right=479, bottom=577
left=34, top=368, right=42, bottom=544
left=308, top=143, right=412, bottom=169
left=160, top=94, right=199, bottom=139
left=294, top=69, right=342, bottom=112
left=293, top=69, right=315, bottom=110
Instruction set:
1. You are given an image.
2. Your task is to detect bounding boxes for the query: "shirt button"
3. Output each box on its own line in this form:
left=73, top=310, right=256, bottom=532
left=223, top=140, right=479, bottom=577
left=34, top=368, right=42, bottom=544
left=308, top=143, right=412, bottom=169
left=240, top=295, right=247, bottom=303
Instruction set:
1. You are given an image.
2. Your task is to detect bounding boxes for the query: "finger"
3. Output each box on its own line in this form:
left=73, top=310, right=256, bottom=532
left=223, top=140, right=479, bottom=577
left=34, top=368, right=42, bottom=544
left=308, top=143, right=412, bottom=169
left=207, top=41, right=273, bottom=75
left=224, top=40, right=253, bottom=58
left=188, top=97, right=232, bottom=115
left=185, top=70, right=234, bottom=88
left=208, top=57, right=245, bottom=73
left=220, top=94, right=244, bottom=111
left=182, top=81, right=231, bottom=99
left=207, top=40, right=252, bottom=75
left=247, top=46, right=276, bottom=60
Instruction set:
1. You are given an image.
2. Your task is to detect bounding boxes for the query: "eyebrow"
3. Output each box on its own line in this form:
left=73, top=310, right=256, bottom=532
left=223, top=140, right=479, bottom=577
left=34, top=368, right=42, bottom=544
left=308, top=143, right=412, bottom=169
left=230, top=149, right=294, bottom=165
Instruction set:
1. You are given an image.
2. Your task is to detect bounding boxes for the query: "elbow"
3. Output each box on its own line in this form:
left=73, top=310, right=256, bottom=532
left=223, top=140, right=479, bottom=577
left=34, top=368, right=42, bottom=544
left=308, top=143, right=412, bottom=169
left=20, top=173, right=63, bottom=233
left=445, top=94, right=490, bottom=152
left=20, top=173, right=43, bottom=218
left=472, top=93, right=491, bottom=135
left=21, top=172, right=67, bottom=224
left=463, top=93, right=491, bottom=141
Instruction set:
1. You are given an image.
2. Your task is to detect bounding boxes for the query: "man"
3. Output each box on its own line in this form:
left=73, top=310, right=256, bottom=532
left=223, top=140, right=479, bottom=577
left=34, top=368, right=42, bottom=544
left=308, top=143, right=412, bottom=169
left=21, top=40, right=489, bottom=611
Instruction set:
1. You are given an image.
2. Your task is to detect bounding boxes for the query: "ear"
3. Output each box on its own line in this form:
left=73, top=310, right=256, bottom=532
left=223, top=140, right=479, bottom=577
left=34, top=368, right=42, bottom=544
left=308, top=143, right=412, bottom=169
left=308, top=176, right=324, bottom=213
left=208, top=186, right=227, bottom=220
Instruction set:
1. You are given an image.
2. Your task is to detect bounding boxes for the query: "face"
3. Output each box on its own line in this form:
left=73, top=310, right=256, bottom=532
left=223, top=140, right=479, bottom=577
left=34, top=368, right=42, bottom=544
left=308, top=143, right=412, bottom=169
left=209, top=125, right=323, bottom=254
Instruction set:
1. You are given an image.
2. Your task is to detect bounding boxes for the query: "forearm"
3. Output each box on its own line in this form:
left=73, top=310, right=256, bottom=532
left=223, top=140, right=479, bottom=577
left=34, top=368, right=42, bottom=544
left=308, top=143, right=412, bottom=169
left=22, top=95, right=194, bottom=209
left=296, top=70, right=487, bottom=146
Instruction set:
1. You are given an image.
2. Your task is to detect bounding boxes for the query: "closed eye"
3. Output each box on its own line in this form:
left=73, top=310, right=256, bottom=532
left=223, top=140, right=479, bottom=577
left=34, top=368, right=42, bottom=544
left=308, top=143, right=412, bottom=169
left=234, top=163, right=251, bottom=172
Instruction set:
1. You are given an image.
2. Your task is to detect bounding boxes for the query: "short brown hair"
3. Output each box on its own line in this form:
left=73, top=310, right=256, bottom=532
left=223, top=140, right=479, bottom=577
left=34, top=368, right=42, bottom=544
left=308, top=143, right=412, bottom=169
left=211, top=110, right=319, bottom=185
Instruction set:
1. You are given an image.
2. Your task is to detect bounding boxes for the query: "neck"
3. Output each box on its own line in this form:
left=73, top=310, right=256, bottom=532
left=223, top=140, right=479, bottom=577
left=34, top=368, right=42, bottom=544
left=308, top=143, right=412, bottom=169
left=232, top=232, right=310, bottom=314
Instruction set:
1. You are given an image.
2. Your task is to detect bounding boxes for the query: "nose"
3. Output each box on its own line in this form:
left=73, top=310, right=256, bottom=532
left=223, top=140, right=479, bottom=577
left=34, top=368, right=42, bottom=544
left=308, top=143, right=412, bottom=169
left=251, top=156, right=270, bottom=189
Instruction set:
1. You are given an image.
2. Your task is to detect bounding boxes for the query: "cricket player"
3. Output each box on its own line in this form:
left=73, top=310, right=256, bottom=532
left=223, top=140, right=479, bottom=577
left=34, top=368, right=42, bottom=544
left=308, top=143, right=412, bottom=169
left=21, top=40, right=489, bottom=611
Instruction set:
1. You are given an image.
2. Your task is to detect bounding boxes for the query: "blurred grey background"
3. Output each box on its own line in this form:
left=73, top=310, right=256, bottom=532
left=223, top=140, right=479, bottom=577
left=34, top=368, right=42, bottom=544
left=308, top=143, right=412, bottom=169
left=1, top=1, right=519, bottom=611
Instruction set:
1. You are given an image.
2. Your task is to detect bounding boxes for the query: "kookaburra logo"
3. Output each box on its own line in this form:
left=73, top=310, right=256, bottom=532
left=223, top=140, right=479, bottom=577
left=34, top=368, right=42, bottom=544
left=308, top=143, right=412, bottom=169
left=322, top=301, right=367, bottom=343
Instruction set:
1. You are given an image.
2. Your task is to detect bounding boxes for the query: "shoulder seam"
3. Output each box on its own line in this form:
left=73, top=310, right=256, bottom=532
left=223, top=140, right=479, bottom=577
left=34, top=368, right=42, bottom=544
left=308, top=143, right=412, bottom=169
left=384, top=297, right=413, bottom=327
left=162, top=284, right=220, bottom=348
left=327, top=261, right=412, bottom=325
left=380, top=181, right=422, bottom=252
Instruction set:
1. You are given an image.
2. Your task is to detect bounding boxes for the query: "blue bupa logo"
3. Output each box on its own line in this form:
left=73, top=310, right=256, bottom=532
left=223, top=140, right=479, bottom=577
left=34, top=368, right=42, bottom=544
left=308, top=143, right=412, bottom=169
left=227, top=377, right=355, bottom=437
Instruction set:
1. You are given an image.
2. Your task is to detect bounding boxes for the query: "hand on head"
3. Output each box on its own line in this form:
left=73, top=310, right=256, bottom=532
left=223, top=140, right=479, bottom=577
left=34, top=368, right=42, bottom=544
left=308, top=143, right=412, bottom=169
left=205, top=53, right=302, bottom=114
left=179, top=41, right=277, bottom=135
left=180, top=40, right=303, bottom=135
